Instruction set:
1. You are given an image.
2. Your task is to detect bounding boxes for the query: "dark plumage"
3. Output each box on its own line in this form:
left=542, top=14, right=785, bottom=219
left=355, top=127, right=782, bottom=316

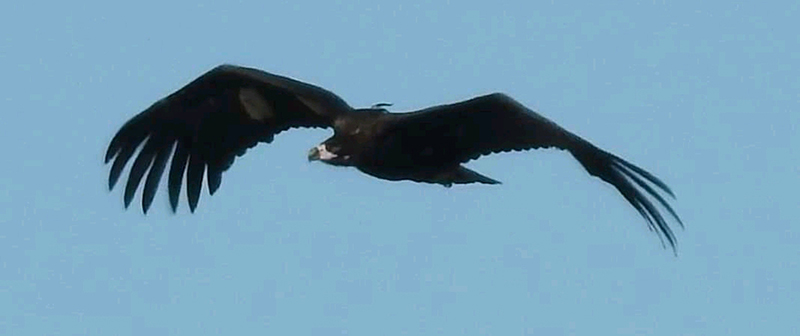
left=105, top=64, right=683, bottom=251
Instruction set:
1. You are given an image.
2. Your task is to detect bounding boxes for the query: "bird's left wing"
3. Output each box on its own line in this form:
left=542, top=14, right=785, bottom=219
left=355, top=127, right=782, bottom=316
left=104, top=64, right=353, bottom=213
left=389, top=93, right=683, bottom=251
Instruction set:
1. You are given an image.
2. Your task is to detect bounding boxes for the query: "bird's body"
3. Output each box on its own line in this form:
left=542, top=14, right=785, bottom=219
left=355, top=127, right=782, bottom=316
left=313, top=105, right=501, bottom=187
left=104, top=64, right=683, bottom=251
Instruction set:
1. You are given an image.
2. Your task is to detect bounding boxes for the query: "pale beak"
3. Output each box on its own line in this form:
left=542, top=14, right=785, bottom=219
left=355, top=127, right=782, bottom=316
left=308, top=147, right=320, bottom=161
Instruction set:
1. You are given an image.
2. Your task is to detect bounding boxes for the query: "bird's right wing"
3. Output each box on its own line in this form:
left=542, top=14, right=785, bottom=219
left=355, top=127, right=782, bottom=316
left=104, top=64, right=353, bottom=213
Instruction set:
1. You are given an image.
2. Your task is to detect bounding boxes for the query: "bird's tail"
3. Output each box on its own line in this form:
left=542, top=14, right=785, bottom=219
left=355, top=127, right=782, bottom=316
left=452, top=166, right=502, bottom=185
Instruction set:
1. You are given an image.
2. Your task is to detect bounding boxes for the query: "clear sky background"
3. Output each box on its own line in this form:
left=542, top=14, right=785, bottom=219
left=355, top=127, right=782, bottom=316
left=1, top=0, right=797, bottom=335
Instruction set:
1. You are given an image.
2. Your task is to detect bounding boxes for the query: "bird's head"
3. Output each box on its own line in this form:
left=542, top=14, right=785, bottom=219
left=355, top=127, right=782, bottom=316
left=307, top=139, right=352, bottom=166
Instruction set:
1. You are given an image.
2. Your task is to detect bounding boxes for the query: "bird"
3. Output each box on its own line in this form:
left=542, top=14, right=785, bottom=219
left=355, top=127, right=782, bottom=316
left=104, top=64, right=683, bottom=251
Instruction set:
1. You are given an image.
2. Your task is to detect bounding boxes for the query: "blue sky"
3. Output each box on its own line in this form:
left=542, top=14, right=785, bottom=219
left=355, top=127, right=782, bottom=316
left=1, top=0, right=798, bottom=335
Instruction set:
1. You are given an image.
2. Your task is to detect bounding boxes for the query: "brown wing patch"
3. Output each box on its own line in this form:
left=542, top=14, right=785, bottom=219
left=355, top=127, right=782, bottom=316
left=238, top=87, right=274, bottom=121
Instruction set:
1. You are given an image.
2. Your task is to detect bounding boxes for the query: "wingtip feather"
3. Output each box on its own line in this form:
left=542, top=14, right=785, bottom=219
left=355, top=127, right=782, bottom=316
left=571, top=147, right=681, bottom=253
left=186, top=153, right=205, bottom=213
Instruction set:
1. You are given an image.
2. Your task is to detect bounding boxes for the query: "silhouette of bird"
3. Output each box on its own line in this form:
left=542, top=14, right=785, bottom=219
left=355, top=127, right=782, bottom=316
left=104, top=64, right=683, bottom=251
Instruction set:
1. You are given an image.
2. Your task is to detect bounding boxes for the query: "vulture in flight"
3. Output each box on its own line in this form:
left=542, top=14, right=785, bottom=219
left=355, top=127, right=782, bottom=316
left=104, top=64, right=683, bottom=251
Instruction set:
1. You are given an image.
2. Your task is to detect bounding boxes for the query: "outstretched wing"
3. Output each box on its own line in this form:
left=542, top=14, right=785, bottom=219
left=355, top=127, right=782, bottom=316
left=390, top=93, right=683, bottom=251
left=104, top=64, right=352, bottom=213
